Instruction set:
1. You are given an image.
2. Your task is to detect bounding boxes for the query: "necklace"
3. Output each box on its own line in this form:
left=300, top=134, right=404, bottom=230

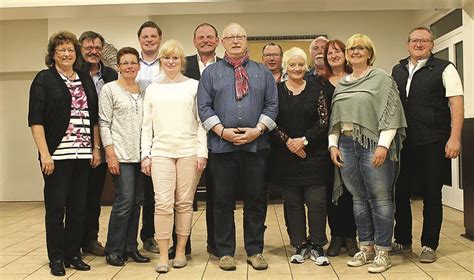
left=285, top=80, right=306, bottom=96
left=121, top=86, right=141, bottom=115
left=350, top=67, right=371, bottom=80
left=56, top=67, right=76, bottom=81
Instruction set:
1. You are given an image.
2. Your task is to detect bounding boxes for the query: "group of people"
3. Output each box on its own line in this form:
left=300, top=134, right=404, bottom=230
left=28, top=20, right=464, bottom=277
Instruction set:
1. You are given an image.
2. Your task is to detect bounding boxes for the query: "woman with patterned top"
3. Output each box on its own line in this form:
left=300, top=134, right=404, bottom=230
left=271, top=47, right=331, bottom=266
left=99, top=47, right=150, bottom=267
left=28, top=31, right=100, bottom=277
left=141, top=40, right=207, bottom=273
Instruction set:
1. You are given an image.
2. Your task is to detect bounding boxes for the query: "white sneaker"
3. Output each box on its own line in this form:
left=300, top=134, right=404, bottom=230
left=347, top=248, right=375, bottom=267
left=290, top=245, right=310, bottom=264
left=309, top=245, right=330, bottom=266
left=368, top=250, right=391, bottom=273
left=419, top=246, right=437, bottom=263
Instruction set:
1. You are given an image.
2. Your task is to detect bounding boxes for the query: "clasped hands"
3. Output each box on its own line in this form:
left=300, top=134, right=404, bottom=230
left=222, top=127, right=261, bottom=145
left=286, top=137, right=306, bottom=158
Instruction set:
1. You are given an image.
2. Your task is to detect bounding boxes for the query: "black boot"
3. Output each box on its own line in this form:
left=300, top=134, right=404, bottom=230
left=49, top=260, right=65, bottom=276
left=123, top=250, right=150, bottom=263
left=327, top=236, right=343, bottom=256
left=64, top=257, right=90, bottom=271
left=106, top=255, right=125, bottom=266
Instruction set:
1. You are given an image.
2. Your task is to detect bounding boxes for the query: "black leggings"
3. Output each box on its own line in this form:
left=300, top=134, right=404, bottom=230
left=283, top=184, right=327, bottom=246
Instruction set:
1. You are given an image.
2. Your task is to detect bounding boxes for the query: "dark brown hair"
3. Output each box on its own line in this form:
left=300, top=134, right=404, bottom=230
left=137, top=21, right=162, bottom=37
left=323, top=39, right=352, bottom=79
left=262, top=42, right=283, bottom=56
left=193, top=23, right=219, bottom=38
left=44, top=31, right=81, bottom=69
left=79, top=31, right=105, bottom=46
left=116, top=47, right=140, bottom=65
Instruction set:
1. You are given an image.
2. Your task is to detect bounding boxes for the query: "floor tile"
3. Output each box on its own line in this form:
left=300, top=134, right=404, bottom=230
left=0, top=201, right=471, bottom=279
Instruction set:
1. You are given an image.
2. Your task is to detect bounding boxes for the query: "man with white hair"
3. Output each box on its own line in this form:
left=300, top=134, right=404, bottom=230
left=306, top=36, right=329, bottom=83
left=197, top=23, right=278, bottom=271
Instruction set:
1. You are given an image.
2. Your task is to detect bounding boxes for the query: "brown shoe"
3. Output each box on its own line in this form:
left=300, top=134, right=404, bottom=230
left=82, top=240, right=105, bottom=256
left=247, top=253, right=268, bottom=270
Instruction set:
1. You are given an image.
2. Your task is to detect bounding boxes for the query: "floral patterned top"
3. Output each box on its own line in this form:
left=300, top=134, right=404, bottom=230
left=51, top=76, right=92, bottom=160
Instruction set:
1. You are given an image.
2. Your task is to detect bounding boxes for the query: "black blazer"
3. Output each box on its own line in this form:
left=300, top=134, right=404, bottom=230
left=28, top=67, right=98, bottom=156
left=184, top=54, right=222, bottom=80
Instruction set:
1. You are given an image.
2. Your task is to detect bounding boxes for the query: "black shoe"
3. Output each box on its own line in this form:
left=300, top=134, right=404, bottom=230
left=327, top=236, right=343, bottom=256
left=123, top=251, right=150, bottom=263
left=106, top=255, right=125, bottom=266
left=49, top=260, right=65, bottom=276
left=168, top=247, right=192, bottom=259
left=345, top=237, right=359, bottom=257
left=64, top=256, right=90, bottom=271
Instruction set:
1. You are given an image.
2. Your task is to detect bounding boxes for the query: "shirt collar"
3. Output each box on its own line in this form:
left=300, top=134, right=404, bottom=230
left=140, top=52, right=159, bottom=66
left=197, top=53, right=217, bottom=64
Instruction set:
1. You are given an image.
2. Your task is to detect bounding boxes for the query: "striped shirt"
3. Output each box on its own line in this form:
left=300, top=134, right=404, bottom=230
left=52, top=77, right=92, bottom=160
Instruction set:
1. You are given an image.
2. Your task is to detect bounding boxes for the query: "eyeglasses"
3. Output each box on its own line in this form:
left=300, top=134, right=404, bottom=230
left=347, top=46, right=367, bottom=52
left=222, top=35, right=246, bottom=42
left=263, top=53, right=281, bottom=58
left=82, top=46, right=103, bottom=52
left=119, top=61, right=139, bottom=66
left=55, top=48, right=75, bottom=54
left=409, top=38, right=432, bottom=45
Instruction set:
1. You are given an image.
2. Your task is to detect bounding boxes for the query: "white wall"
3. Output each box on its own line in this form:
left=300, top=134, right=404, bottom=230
left=463, top=4, right=474, bottom=118
left=0, top=9, right=438, bottom=201
left=0, top=19, right=48, bottom=201
left=154, top=11, right=415, bottom=73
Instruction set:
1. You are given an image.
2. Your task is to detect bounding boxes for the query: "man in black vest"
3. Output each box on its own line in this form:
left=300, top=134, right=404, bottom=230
left=168, top=23, right=221, bottom=259
left=391, top=27, right=464, bottom=263
left=78, top=31, right=118, bottom=256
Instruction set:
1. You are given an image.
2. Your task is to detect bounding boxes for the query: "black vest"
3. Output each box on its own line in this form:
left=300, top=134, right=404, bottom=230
left=391, top=55, right=451, bottom=146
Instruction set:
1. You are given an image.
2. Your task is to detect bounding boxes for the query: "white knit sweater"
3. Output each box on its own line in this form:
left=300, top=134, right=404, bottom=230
left=141, top=79, right=207, bottom=159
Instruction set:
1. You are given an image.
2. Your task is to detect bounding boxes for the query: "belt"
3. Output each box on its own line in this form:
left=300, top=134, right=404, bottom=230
left=342, top=130, right=353, bottom=136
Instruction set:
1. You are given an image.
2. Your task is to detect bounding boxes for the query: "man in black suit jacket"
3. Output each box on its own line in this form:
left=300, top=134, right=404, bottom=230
left=168, top=23, right=221, bottom=259
left=184, top=23, right=222, bottom=80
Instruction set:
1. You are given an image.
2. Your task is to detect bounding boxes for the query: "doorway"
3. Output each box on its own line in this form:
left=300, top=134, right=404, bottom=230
left=433, top=27, right=464, bottom=211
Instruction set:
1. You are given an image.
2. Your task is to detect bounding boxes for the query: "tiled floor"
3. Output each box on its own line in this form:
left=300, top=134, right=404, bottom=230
left=0, top=200, right=472, bottom=279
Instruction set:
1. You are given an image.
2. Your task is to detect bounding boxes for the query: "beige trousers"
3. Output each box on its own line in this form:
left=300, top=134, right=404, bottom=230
left=151, top=156, right=202, bottom=240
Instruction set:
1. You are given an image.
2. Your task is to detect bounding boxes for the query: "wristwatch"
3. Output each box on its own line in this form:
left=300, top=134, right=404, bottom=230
left=302, top=136, right=308, bottom=146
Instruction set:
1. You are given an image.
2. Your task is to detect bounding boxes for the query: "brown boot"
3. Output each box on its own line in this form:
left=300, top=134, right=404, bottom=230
left=346, top=237, right=359, bottom=257
left=327, top=236, right=343, bottom=256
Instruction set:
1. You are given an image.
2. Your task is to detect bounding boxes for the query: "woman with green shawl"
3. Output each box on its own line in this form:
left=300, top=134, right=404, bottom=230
left=328, top=34, right=406, bottom=273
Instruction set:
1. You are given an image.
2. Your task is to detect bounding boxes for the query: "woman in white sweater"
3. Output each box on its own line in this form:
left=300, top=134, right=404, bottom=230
left=141, top=39, right=207, bottom=273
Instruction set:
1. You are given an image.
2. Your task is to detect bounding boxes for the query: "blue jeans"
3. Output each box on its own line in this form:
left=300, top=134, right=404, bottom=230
left=338, top=136, right=395, bottom=250
left=105, top=163, right=144, bottom=255
left=209, top=149, right=269, bottom=257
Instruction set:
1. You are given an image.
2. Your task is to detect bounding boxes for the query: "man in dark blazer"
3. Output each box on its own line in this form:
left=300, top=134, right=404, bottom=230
left=168, top=23, right=221, bottom=259
left=78, top=31, right=118, bottom=256
left=184, top=23, right=222, bottom=80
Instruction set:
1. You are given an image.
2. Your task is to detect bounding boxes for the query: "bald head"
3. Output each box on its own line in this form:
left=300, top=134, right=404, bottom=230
left=221, top=23, right=248, bottom=59
left=222, top=23, right=247, bottom=38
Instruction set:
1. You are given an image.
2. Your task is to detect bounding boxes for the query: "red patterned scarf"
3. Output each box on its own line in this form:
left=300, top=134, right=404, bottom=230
left=224, top=52, right=249, bottom=100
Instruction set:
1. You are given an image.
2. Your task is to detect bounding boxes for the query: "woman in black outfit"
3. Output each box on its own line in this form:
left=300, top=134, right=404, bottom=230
left=321, top=39, right=358, bottom=257
left=272, top=47, right=331, bottom=266
left=28, top=31, right=100, bottom=276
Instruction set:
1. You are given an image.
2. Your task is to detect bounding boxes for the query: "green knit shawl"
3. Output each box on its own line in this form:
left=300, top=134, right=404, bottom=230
left=329, top=68, right=407, bottom=203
